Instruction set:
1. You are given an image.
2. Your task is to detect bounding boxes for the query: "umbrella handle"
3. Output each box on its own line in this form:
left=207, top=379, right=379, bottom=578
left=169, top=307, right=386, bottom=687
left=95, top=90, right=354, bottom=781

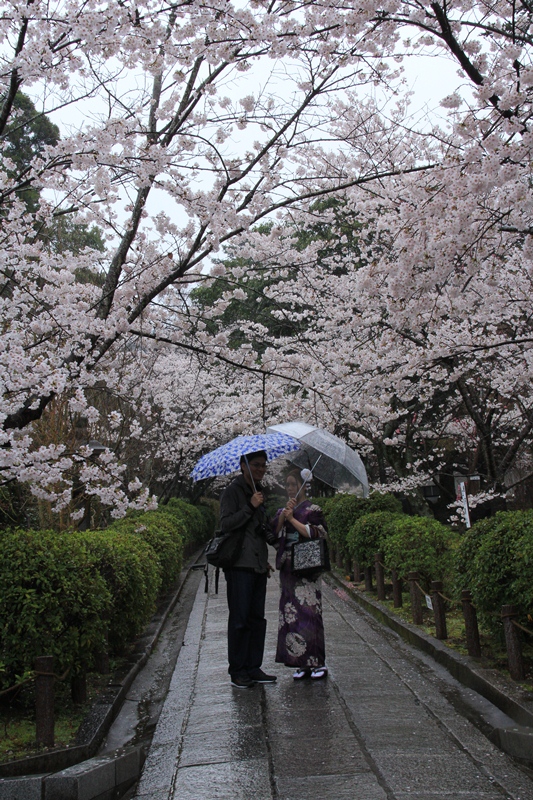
left=295, top=454, right=322, bottom=499
left=242, top=453, right=257, bottom=494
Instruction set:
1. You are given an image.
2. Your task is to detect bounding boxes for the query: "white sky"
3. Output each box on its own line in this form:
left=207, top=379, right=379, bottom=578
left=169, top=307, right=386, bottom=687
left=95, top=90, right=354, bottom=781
left=400, top=51, right=470, bottom=118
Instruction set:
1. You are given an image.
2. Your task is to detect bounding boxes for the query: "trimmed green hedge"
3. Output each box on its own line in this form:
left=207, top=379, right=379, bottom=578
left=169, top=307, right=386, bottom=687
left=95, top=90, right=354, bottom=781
left=266, top=494, right=287, bottom=522
left=107, top=511, right=184, bottom=586
left=0, top=499, right=209, bottom=688
left=382, top=516, right=459, bottom=590
left=345, top=508, right=458, bottom=589
left=74, top=530, right=161, bottom=653
left=346, top=511, right=407, bottom=568
left=0, top=530, right=111, bottom=690
left=196, top=502, right=217, bottom=539
left=325, top=493, right=403, bottom=563
left=163, top=498, right=216, bottom=548
left=455, top=510, right=533, bottom=635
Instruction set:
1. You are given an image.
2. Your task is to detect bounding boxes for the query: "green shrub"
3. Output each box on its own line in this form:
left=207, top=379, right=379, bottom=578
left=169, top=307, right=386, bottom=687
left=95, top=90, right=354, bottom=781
left=347, top=511, right=407, bottom=568
left=315, top=496, right=336, bottom=515
left=196, top=502, right=217, bottom=538
left=0, top=530, right=111, bottom=689
left=455, top=510, right=533, bottom=635
left=151, top=507, right=188, bottom=545
left=266, top=494, right=287, bottom=521
left=74, top=530, right=161, bottom=653
left=199, top=496, right=219, bottom=519
left=325, top=493, right=403, bottom=562
left=108, top=510, right=183, bottom=586
left=164, top=497, right=216, bottom=544
left=164, top=498, right=199, bottom=539
left=383, top=517, right=458, bottom=590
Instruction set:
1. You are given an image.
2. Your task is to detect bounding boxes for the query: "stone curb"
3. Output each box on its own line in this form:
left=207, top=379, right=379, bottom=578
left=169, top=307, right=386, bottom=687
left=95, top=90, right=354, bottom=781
left=0, top=547, right=205, bottom=798
left=326, top=570, right=533, bottom=765
left=0, top=746, right=142, bottom=800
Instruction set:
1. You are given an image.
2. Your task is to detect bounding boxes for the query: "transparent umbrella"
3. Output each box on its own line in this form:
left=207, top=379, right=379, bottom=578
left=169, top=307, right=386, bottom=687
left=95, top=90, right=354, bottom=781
left=266, top=421, right=369, bottom=496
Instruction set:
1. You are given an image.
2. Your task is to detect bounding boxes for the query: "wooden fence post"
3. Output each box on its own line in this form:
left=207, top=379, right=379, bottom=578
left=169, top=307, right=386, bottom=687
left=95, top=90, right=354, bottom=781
left=461, top=590, right=481, bottom=658
left=431, top=581, right=447, bottom=639
left=352, top=559, right=361, bottom=583
left=501, top=605, right=525, bottom=681
left=391, top=570, right=403, bottom=608
left=408, top=572, right=423, bottom=624
left=35, top=655, right=55, bottom=747
left=375, top=553, right=386, bottom=601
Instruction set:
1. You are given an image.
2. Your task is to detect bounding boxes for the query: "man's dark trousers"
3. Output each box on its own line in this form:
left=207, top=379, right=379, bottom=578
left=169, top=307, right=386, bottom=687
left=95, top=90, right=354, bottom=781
left=225, top=568, right=267, bottom=678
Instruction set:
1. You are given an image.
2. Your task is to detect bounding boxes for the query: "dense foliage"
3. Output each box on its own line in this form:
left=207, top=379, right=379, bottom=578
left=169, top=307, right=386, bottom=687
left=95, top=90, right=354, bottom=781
left=107, top=511, right=184, bottom=586
left=382, top=517, right=459, bottom=590
left=455, top=511, right=533, bottom=635
left=322, top=498, right=458, bottom=588
left=0, top=499, right=209, bottom=691
left=164, top=498, right=214, bottom=546
left=346, top=511, right=407, bottom=569
left=0, top=530, right=111, bottom=690
left=74, top=530, right=161, bottom=653
left=326, top=493, right=403, bottom=563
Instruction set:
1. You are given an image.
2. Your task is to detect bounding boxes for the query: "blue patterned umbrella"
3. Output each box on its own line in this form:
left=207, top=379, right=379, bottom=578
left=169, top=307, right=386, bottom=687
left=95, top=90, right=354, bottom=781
left=191, top=433, right=300, bottom=481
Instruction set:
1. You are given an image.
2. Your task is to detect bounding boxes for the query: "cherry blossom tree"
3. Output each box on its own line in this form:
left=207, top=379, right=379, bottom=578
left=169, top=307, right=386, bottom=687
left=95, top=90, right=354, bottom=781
left=4, top=0, right=533, bottom=519
left=196, top=0, right=533, bottom=513
left=1, top=0, right=421, bottom=516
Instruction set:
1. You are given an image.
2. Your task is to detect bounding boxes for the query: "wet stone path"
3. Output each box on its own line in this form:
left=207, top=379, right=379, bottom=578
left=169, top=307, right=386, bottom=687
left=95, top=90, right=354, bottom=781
left=134, top=562, right=533, bottom=800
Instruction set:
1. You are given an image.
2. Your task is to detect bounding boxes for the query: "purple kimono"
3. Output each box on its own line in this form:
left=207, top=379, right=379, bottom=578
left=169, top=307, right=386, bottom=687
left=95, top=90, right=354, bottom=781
left=273, top=500, right=328, bottom=669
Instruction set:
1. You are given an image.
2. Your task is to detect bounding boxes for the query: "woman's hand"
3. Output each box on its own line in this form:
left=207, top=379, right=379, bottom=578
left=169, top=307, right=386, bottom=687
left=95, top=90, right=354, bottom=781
left=284, top=497, right=296, bottom=521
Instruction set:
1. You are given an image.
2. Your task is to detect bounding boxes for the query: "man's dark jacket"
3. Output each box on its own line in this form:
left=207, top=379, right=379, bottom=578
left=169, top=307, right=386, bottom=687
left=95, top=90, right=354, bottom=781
left=219, top=474, right=268, bottom=573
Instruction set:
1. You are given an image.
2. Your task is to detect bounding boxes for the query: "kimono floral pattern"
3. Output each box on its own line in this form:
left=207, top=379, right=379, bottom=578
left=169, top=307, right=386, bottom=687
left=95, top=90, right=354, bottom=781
left=273, top=499, right=327, bottom=668
left=294, top=580, right=322, bottom=609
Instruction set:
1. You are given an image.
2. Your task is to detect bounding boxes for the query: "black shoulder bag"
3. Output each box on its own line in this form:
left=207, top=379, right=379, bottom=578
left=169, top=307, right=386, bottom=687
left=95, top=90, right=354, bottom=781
left=204, top=526, right=247, bottom=594
left=205, top=528, right=246, bottom=570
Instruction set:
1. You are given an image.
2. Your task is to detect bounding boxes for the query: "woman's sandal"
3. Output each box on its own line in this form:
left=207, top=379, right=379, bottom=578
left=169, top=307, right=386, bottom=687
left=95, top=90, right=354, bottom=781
left=310, top=666, right=328, bottom=679
left=293, top=668, right=311, bottom=680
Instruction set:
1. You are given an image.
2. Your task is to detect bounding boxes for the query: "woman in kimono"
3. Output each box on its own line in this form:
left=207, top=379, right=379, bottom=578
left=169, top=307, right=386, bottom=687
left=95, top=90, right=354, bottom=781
left=272, top=469, right=328, bottom=679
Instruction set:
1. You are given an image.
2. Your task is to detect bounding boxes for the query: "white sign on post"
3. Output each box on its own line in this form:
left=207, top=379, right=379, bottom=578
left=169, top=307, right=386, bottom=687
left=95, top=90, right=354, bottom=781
left=425, top=594, right=433, bottom=611
left=458, top=481, right=471, bottom=529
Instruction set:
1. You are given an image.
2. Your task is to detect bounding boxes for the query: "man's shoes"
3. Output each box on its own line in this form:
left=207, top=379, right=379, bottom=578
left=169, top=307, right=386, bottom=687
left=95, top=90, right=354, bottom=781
left=293, top=668, right=311, bottom=680
left=231, top=674, right=255, bottom=688
left=310, top=666, right=328, bottom=680
left=248, top=669, right=277, bottom=683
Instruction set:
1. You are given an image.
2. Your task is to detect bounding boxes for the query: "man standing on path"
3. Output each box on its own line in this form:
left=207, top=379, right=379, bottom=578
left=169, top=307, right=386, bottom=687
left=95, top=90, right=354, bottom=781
left=219, top=450, right=277, bottom=689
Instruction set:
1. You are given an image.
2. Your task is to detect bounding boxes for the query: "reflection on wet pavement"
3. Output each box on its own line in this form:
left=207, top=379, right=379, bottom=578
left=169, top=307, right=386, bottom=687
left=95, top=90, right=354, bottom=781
left=134, top=563, right=533, bottom=800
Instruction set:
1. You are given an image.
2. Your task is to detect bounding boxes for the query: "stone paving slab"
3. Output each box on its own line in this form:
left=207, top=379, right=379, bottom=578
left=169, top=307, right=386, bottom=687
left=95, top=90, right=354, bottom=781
left=275, top=772, right=389, bottom=800
left=134, top=562, right=533, bottom=800
left=170, top=759, right=273, bottom=800
left=179, top=726, right=268, bottom=767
